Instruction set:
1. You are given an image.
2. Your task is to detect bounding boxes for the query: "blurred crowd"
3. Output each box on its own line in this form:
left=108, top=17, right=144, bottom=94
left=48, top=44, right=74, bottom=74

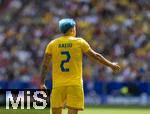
left=0, top=0, right=149, bottom=85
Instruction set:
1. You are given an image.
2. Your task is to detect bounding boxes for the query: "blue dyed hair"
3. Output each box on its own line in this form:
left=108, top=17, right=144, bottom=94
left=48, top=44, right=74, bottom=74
left=59, top=18, right=76, bottom=33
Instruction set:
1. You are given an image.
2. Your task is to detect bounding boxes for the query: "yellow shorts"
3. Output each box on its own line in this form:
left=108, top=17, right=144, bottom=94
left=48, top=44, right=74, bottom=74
left=51, top=86, right=84, bottom=110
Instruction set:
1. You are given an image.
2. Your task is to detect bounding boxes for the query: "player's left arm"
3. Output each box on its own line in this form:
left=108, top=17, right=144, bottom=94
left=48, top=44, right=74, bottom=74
left=40, top=53, right=51, bottom=89
left=80, top=38, right=120, bottom=73
left=85, top=48, right=121, bottom=73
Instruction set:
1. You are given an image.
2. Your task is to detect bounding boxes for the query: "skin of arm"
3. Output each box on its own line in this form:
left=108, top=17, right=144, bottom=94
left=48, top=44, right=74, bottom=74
left=85, top=48, right=120, bottom=73
left=40, top=53, right=52, bottom=89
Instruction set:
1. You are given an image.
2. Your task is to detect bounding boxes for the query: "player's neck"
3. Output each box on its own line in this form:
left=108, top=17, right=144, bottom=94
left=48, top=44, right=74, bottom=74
left=63, top=33, right=76, bottom=37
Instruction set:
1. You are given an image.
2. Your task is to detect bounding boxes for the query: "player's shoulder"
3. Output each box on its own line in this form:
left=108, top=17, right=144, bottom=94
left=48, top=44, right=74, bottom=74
left=75, top=37, right=82, bottom=40
left=75, top=37, right=88, bottom=44
left=74, top=37, right=86, bottom=42
left=47, top=35, right=62, bottom=45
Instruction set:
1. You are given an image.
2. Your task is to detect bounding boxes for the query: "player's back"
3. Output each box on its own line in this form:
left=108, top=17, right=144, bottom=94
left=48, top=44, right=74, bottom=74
left=45, top=36, right=90, bottom=88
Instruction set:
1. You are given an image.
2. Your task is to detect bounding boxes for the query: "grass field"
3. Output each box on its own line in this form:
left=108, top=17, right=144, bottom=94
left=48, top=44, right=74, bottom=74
left=0, top=107, right=149, bottom=114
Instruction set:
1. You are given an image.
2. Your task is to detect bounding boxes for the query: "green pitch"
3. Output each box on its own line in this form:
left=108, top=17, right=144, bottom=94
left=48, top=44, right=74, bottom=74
left=0, top=107, right=149, bottom=114
left=64, top=108, right=149, bottom=114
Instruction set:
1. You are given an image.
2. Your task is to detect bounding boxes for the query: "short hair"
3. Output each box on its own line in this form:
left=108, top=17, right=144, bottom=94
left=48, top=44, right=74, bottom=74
left=59, top=18, right=76, bottom=33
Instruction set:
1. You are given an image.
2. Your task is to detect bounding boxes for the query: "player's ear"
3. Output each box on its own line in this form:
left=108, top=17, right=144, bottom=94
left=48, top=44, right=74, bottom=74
left=72, top=26, right=76, bottom=36
left=71, top=27, right=74, bottom=32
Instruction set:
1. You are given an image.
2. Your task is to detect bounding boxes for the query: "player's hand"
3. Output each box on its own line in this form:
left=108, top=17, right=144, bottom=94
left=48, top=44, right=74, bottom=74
left=40, top=84, right=47, bottom=90
left=39, top=84, right=48, bottom=96
left=110, top=62, right=121, bottom=73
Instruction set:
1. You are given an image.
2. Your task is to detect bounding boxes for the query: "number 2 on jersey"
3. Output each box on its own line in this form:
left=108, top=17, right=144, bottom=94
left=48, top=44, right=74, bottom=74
left=60, top=51, right=71, bottom=72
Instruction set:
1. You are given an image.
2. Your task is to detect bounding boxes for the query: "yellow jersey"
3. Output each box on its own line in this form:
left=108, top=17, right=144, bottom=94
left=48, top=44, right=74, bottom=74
left=45, top=36, right=91, bottom=88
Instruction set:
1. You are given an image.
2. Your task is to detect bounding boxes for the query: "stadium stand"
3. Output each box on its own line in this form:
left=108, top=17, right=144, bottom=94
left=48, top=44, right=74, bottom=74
left=0, top=0, right=149, bottom=98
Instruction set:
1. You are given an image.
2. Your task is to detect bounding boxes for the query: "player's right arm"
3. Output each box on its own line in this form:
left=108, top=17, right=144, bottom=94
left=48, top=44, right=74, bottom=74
left=40, top=53, right=51, bottom=89
left=80, top=38, right=120, bottom=73
left=40, top=41, right=53, bottom=89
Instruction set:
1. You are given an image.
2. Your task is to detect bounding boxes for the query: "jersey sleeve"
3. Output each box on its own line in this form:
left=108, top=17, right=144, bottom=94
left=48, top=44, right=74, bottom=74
left=45, top=41, right=53, bottom=54
left=80, top=38, right=91, bottom=53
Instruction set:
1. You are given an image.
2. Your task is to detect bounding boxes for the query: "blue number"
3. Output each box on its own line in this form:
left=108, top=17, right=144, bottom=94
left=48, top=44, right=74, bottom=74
left=60, top=51, right=71, bottom=72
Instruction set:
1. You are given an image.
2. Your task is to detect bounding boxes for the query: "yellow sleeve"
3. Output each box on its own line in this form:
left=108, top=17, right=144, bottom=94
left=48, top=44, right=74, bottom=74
left=80, top=38, right=91, bottom=53
left=45, top=41, right=53, bottom=54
